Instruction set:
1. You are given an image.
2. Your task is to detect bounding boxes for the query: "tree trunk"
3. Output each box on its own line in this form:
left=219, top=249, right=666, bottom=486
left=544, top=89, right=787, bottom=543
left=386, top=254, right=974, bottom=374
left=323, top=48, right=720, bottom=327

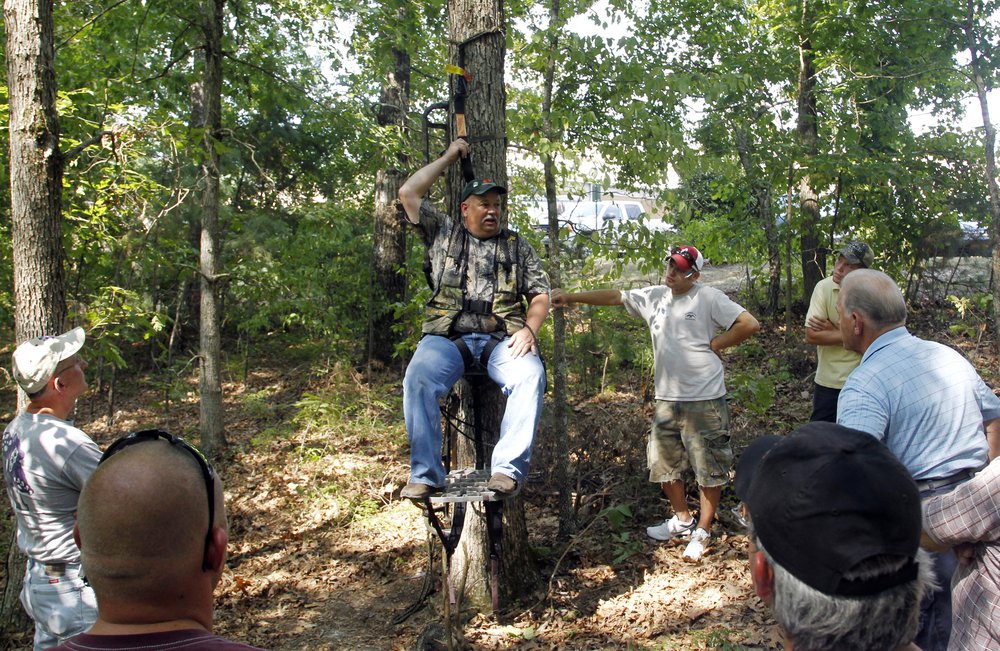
left=961, top=1, right=1000, bottom=362
left=541, top=0, right=574, bottom=539
left=369, top=43, right=411, bottom=368
left=446, top=0, right=540, bottom=609
left=3, top=0, right=66, bottom=630
left=198, top=0, right=226, bottom=456
left=735, top=125, right=780, bottom=315
left=797, top=0, right=823, bottom=302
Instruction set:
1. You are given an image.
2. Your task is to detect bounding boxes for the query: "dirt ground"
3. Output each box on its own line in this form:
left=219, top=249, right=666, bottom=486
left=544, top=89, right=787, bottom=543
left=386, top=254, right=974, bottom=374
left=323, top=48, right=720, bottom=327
left=0, top=339, right=790, bottom=651
left=1, top=259, right=995, bottom=650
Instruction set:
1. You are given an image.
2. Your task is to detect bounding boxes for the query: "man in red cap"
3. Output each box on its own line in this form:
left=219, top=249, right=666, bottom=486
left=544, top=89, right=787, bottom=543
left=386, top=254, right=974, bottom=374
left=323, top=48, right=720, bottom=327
left=552, top=245, right=759, bottom=562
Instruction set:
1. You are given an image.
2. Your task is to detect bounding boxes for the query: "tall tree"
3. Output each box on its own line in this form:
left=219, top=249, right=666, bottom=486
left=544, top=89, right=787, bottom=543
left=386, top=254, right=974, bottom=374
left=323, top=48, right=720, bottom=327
left=198, top=0, right=226, bottom=456
left=369, top=12, right=412, bottom=368
left=956, top=0, right=1000, bottom=357
left=796, top=0, right=823, bottom=301
left=3, top=0, right=66, bottom=629
left=446, top=0, right=539, bottom=609
left=540, top=0, right=575, bottom=538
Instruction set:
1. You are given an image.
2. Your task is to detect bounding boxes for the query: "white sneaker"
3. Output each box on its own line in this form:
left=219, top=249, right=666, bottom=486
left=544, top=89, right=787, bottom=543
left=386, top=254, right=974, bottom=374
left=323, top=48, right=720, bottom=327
left=646, top=515, right=696, bottom=541
left=682, top=528, right=711, bottom=562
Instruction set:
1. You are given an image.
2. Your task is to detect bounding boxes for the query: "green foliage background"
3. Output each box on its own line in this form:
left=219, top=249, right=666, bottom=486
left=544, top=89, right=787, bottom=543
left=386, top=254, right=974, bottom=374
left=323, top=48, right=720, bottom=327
left=0, top=0, right=997, bottom=387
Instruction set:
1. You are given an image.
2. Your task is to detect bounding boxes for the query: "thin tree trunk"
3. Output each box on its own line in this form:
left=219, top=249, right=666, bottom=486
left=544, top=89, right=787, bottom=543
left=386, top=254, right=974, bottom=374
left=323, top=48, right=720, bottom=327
left=541, top=0, right=574, bottom=538
left=961, top=0, right=1000, bottom=361
left=198, top=0, right=226, bottom=456
left=369, top=42, right=411, bottom=368
left=735, top=125, right=779, bottom=315
left=797, top=0, right=823, bottom=303
left=3, top=0, right=66, bottom=629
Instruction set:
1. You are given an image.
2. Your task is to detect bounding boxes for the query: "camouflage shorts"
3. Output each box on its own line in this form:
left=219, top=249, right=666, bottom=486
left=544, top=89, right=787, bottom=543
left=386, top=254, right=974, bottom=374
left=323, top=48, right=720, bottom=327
left=647, top=398, right=732, bottom=488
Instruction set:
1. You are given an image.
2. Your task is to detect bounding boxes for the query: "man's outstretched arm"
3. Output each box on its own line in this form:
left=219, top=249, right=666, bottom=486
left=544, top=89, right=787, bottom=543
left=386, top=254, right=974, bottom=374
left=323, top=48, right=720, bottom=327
left=550, top=288, right=623, bottom=308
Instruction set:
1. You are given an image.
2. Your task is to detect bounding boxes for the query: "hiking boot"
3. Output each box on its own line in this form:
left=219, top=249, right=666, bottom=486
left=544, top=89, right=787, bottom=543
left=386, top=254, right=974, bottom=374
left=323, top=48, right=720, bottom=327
left=486, top=472, right=518, bottom=496
left=401, top=482, right=441, bottom=501
left=682, top=528, right=711, bottom=562
left=646, top=515, right=696, bottom=541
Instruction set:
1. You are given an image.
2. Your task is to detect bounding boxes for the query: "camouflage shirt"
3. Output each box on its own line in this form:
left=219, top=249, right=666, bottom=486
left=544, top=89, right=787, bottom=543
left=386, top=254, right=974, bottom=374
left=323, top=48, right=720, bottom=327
left=415, top=201, right=549, bottom=334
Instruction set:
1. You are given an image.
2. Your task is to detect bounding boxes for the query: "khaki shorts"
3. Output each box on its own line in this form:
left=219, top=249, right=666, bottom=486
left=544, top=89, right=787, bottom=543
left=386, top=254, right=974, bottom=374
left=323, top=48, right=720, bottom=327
left=648, top=398, right=732, bottom=488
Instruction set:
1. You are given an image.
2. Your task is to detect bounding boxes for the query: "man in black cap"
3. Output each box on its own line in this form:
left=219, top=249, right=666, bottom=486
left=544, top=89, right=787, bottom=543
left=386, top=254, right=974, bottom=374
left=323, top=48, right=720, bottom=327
left=734, top=423, right=930, bottom=651
left=397, top=139, right=550, bottom=499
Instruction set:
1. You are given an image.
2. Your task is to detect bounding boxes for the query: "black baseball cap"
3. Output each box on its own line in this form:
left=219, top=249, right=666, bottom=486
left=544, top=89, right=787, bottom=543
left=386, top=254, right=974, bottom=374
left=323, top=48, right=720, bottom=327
left=734, top=435, right=784, bottom=502
left=460, top=178, right=507, bottom=202
left=737, top=422, right=921, bottom=597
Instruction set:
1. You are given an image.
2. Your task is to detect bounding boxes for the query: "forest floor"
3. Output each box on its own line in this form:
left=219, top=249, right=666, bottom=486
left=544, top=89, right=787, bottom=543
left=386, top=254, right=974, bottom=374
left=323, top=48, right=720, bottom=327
left=1, top=257, right=996, bottom=651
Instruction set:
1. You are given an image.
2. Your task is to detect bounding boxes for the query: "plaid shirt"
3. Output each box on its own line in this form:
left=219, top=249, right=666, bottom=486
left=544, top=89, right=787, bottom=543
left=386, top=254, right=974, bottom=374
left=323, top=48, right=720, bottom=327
left=923, top=459, right=1000, bottom=651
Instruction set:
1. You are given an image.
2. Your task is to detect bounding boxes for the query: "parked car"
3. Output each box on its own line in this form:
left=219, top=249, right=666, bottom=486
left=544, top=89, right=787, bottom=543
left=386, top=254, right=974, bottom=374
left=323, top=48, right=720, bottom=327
left=532, top=198, right=672, bottom=234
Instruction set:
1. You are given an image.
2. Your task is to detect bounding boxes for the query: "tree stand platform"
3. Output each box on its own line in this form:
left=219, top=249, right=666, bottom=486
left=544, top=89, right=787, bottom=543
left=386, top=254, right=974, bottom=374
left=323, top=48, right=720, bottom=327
left=419, top=468, right=505, bottom=617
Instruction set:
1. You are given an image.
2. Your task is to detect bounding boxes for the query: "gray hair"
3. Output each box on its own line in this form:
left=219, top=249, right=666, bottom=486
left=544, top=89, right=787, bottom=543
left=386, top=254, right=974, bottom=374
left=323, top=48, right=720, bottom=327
left=756, top=536, right=932, bottom=651
left=839, top=269, right=907, bottom=331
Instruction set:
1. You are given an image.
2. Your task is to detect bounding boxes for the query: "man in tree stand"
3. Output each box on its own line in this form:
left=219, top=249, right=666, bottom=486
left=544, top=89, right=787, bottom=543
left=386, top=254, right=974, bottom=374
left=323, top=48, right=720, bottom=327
left=803, top=240, right=873, bottom=422
left=397, top=139, right=550, bottom=499
left=2, top=328, right=100, bottom=649
left=552, top=245, right=759, bottom=562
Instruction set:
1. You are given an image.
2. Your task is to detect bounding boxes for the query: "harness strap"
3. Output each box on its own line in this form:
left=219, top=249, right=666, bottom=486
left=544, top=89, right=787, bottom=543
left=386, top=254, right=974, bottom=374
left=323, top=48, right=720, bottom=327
left=423, top=499, right=468, bottom=606
left=485, top=500, right=503, bottom=612
left=447, top=331, right=504, bottom=377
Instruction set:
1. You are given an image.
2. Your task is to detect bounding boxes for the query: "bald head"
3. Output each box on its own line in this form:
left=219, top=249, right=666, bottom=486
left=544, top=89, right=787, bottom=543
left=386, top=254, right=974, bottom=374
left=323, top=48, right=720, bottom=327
left=77, top=439, right=226, bottom=603
left=840, top=269, right=907, bottom=332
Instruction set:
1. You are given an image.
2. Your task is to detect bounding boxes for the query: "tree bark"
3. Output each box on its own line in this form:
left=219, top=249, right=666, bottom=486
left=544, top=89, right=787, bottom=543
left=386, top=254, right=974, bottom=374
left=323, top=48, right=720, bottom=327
left=961, top=1, right=1000, bottom=362
left=446, top=0, right=540, bottom=609
left=369, top=43, right=411, bottom=368
left=541, top=0, right=574, bottom=538
left=736, top=125, right=780, bottom=315
left=198, top=0, right=226, bottom=456
left=796, top=0, right=823, bottom=302
left=3, top=0, right=66, bottom=631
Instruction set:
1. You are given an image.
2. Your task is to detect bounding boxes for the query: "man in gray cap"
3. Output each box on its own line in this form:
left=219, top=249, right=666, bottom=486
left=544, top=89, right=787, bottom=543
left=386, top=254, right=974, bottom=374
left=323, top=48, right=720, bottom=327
left=2, top=327, right=101, bottom=649
left=803, top=240, right=873, bottom=421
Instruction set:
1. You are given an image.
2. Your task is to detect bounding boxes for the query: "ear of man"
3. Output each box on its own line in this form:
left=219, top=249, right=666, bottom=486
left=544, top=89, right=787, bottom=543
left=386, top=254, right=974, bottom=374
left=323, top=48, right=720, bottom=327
left=751, top=550, right=775, bottom=602
left=205, top=525, right=229, bottom=575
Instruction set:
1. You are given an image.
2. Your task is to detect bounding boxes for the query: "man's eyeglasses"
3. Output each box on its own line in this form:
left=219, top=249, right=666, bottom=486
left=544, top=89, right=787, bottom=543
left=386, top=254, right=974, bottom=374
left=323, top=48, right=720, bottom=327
left=99, top=429, right=216, bottom=570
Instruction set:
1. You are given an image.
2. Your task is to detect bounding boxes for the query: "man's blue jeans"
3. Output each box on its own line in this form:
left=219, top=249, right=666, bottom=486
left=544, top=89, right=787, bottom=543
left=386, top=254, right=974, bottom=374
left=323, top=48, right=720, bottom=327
left=403, top=333, right=546, bottom=488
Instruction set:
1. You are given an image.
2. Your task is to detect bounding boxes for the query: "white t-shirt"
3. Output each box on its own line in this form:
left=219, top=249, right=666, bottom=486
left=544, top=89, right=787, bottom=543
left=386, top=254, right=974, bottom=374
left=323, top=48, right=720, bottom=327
left=621, top=284, right=746, bottom=401
left=2, top=412, right=101, bottom=563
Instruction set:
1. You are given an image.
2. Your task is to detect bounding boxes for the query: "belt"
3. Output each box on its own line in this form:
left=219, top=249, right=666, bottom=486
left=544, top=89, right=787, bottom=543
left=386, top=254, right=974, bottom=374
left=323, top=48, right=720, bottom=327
left=43, top=563, right=66, bottom=577
left=916, top=467, right=981, bottom=493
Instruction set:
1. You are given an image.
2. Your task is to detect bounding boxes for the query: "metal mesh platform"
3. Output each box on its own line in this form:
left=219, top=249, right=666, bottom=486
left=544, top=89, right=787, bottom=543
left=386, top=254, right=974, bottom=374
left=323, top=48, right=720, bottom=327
left=429, top=468, right=500, bottom=504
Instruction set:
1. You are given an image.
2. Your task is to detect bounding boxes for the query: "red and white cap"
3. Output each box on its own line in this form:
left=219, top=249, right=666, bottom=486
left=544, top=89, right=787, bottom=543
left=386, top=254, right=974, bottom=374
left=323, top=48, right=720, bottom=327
left=669, top=245, right=704, bottom=273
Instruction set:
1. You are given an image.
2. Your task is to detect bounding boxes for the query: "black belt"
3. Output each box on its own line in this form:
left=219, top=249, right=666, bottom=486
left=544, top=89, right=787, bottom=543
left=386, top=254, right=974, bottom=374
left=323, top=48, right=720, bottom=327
left=916, top=466, right=982, bottom=493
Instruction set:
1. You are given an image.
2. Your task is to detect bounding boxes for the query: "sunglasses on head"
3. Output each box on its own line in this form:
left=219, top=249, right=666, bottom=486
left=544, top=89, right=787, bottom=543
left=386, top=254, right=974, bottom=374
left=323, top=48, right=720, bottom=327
left=669, top=247, right=697, bottom=277
left=99, top=429, right=216, bottom=570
